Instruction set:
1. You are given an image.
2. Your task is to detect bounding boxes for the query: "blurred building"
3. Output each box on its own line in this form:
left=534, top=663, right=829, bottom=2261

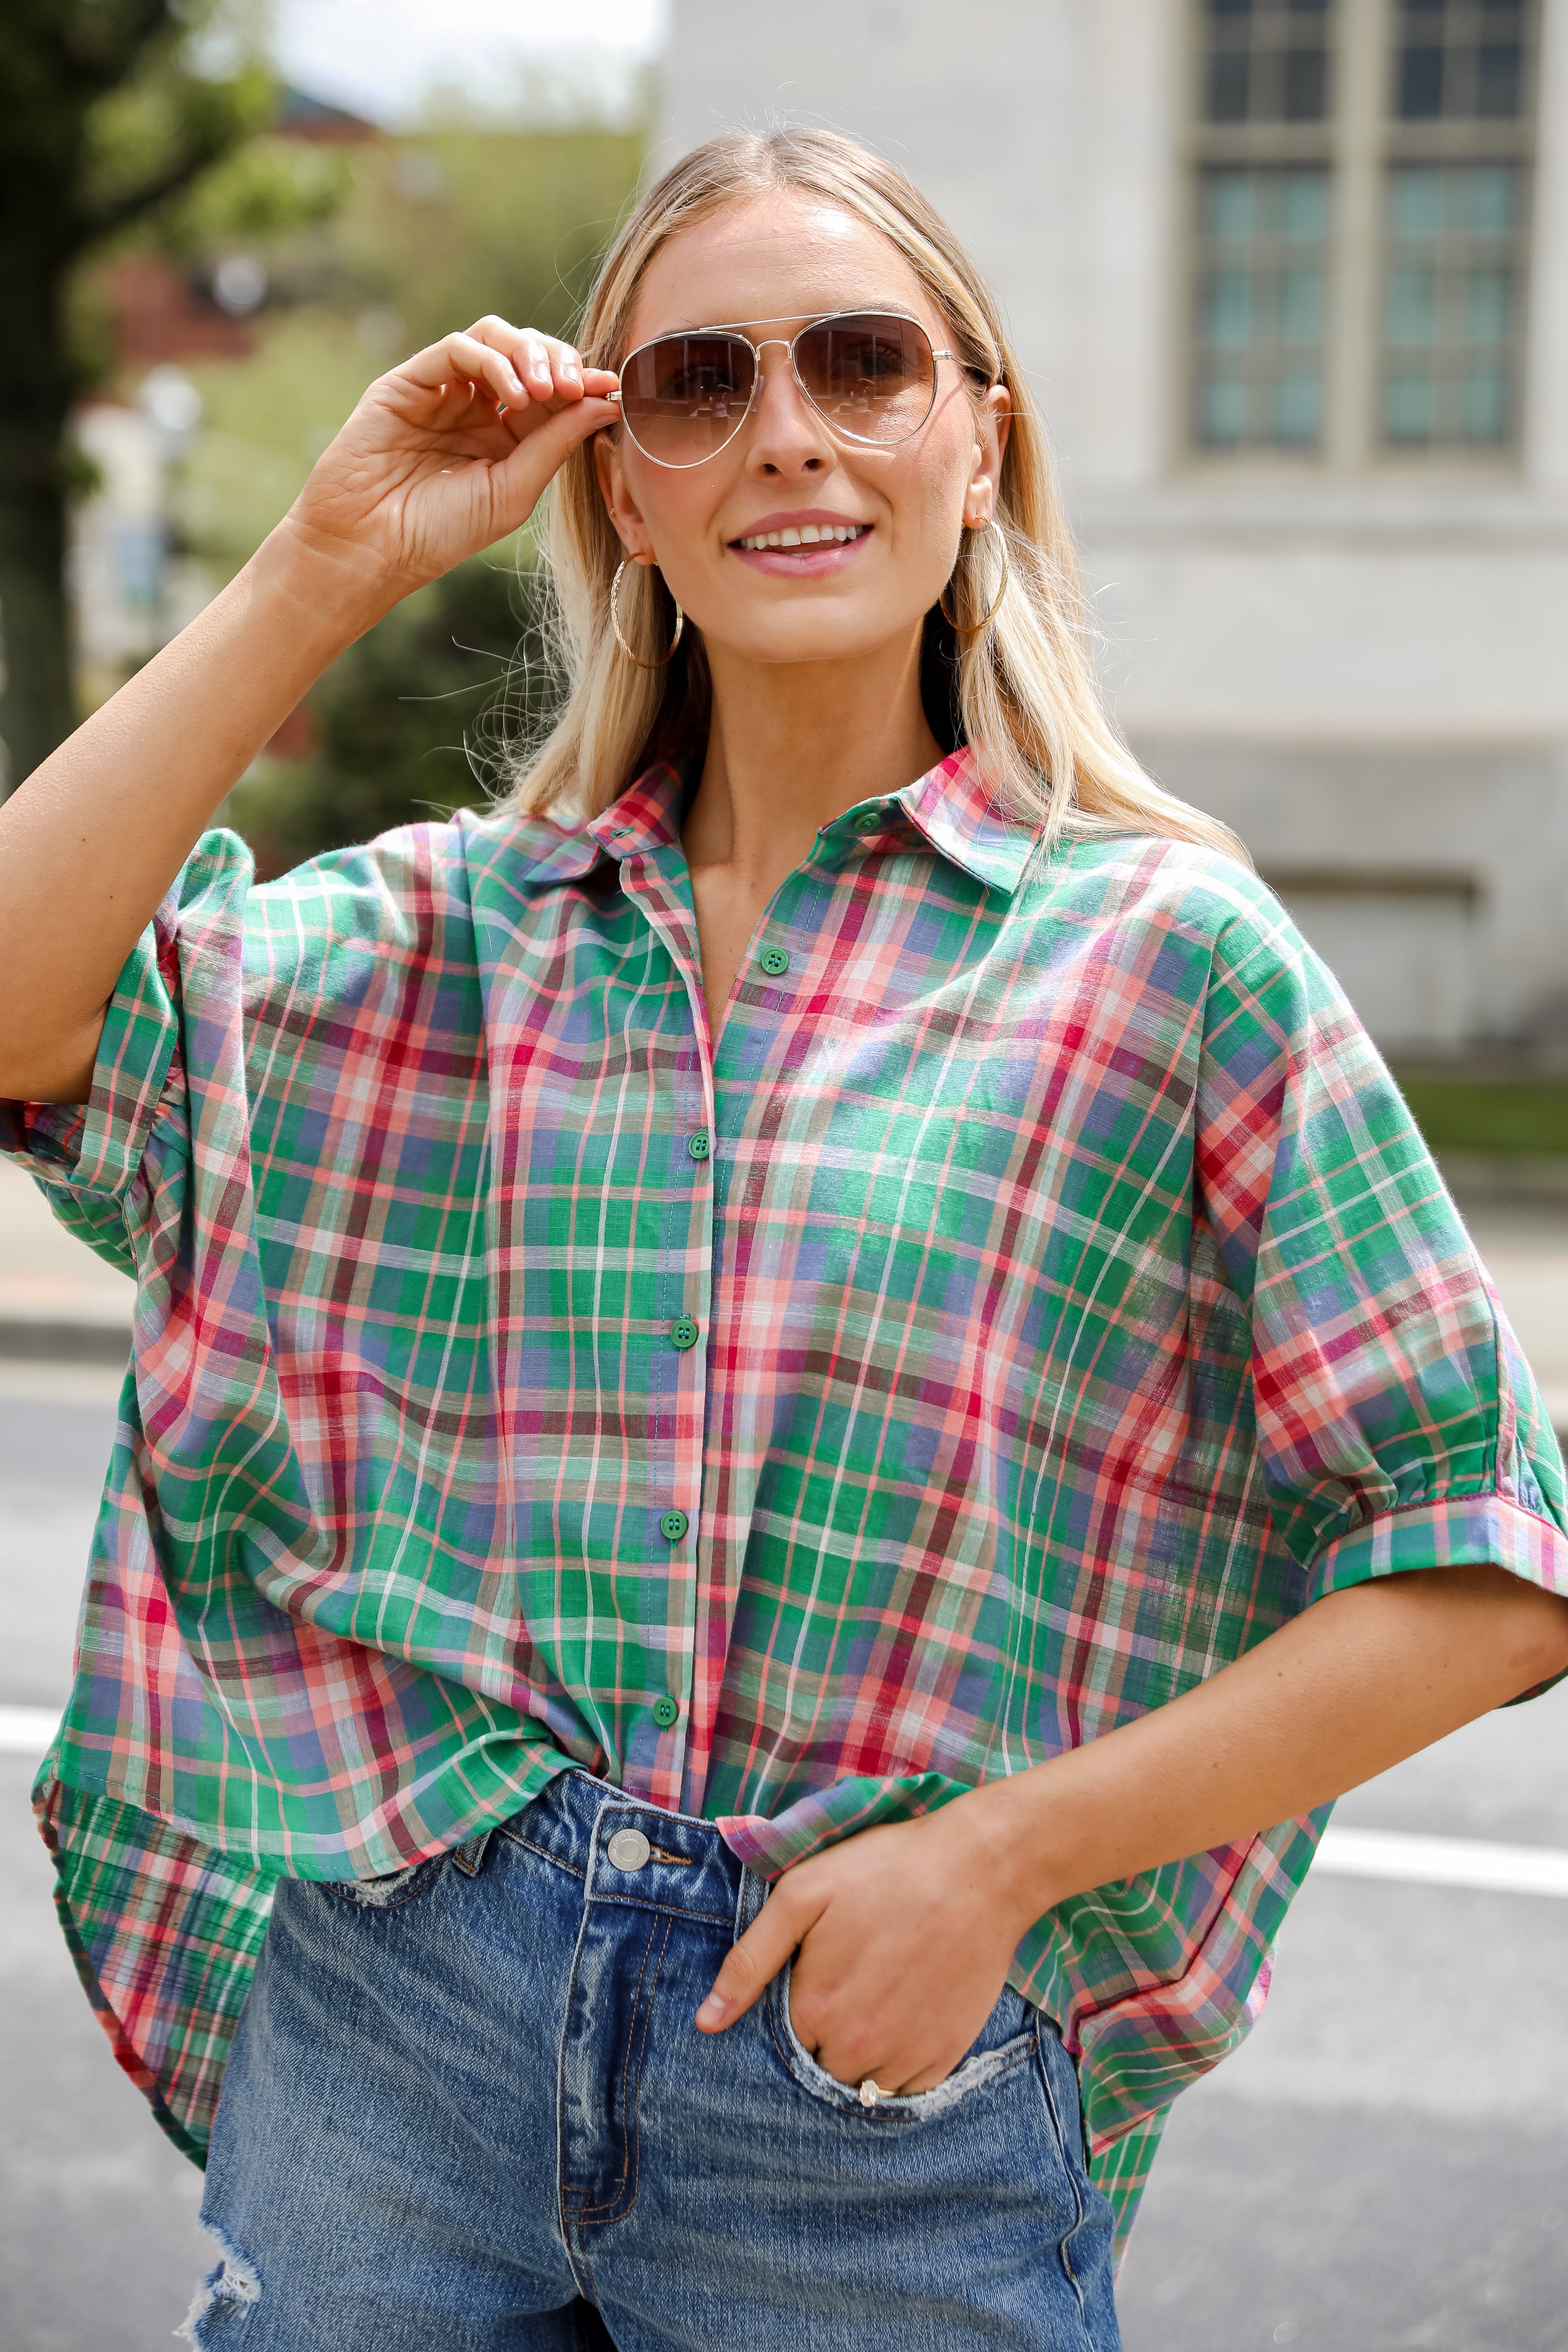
left=661, top=0, right=1568, bottom=1056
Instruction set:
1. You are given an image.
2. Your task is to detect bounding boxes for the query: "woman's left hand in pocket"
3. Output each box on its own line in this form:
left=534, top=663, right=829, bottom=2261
left=694, top=1795, right=1032, bottom=2095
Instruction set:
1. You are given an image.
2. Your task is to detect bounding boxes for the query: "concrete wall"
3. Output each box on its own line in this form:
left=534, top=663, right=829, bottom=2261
left=659, top=0, right=1568, bottom=1051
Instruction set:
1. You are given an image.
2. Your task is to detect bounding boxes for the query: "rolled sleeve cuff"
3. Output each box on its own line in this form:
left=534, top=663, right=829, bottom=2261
left=1306, top=1490, right=1568, bottom=1610
left=2, top=932, right=174, bottom=1200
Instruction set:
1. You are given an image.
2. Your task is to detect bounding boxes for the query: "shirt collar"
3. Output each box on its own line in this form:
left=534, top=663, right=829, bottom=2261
left=892, top=749, right=1039, bottom=895
left=581, top=743, right=1039, bottom=896
left=585, top=757, right=690, bottom=864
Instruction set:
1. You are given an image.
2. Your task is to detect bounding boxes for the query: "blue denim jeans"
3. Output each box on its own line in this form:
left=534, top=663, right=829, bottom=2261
left=184, top=1771, right=1120, bottom=2350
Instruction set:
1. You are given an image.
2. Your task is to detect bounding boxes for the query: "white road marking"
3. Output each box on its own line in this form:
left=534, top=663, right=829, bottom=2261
left=0, top=1700, right=1564, bottom=1906
left=1316, top=1824, right=1568, bottom=1898
left=0, top=1706, right=62, bottom=1757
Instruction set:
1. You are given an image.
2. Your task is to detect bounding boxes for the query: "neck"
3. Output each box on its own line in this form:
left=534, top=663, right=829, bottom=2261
left=684, top=626, right=943, bottom=885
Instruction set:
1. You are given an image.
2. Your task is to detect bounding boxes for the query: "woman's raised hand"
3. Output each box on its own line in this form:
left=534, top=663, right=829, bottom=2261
left=0, top=313, right=620, bottom=1104
left=282, top=315, right=619, bottom=603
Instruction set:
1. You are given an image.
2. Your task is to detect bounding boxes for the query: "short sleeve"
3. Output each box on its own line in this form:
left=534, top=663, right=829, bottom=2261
left=0, top=818, right=475, bottom=1291
left=1193, top=878, right=1568, bottom=1624
left=0, top=829, right=261, bottom=1297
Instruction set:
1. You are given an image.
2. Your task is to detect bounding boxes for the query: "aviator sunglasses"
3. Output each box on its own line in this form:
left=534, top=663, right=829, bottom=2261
left=605, top=310, right=959, bottom=468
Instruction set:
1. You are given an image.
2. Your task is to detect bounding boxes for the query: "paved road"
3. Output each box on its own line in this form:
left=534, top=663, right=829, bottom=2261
left=2, top=1376, right=1565, bottom=2350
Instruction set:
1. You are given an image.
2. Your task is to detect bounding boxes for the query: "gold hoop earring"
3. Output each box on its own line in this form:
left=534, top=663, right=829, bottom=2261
left=939, top=518, right=1009, bottom=634
left=611, top=557, right=685, bottom=669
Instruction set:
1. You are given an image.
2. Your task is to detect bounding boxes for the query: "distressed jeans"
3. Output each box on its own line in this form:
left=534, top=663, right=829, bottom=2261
left=183, top=1770, right=1121, bottom=2350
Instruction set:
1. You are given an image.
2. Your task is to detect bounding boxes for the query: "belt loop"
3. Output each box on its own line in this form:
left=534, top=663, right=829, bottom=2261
left=452, top=1826, right=497, bottom=1878
left=733, top=1862, right=766, bottom=1941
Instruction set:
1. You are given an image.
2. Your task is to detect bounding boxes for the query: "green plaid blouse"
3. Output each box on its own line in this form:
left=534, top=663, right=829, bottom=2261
left=5, top=748, right=1564, bottom=2252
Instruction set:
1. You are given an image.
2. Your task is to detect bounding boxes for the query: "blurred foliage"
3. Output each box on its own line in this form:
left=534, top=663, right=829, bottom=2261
left=174, top=122, right=641, bottom=870
left=176, top=131, right=642, bottom=573
left=71, top=33, right=276, bottom=280
left=1, top=0, right=347, bottom=782
left=227, top=552, right=559, bottom=879
left=1392, top=1072, right=1568, bottom=1157
left=150, top=131, right=353, bottom=258
left=324, top=129, right=642, bottom=350
left=176, top=311, right=389, bottom=568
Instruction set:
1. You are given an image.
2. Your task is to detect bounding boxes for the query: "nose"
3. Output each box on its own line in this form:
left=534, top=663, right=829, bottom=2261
left=744, top=341, right=836, bottom=481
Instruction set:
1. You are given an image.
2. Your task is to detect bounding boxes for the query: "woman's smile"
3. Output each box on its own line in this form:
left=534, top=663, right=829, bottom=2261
left=727, top=505, right=873, bottom=575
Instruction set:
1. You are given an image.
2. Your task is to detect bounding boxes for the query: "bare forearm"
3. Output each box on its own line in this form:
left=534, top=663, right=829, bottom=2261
left=0, top=521, right=390, bottom=1102
left=971, top=1565, right=1568, bottom=1930
left=1, top=314, right=616, bottom=1106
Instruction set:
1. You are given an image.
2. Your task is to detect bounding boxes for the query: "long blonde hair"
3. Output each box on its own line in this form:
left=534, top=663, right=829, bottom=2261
left=504, top=126, right=1238, bottom=860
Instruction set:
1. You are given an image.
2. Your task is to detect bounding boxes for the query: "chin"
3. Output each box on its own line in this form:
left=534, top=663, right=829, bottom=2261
left=711, top=607, right=914, bottom=668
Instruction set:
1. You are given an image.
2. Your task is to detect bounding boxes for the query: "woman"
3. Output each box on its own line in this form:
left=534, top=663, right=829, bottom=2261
left=2, top=128, right=1564, bottom=2351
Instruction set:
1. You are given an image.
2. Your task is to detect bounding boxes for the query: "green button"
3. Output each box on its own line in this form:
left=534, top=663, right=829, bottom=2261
left=651, top=1695, right=681, bottom=1729
left=759, top=947, right=790, bottom=977
left=686, top=1132, right=710, bottom=1161
left=854, top=808, right=882, bottom=833
left=670, top=1316, right=699, bottom=1350
left=659, top=1508, right=689, bottom=1542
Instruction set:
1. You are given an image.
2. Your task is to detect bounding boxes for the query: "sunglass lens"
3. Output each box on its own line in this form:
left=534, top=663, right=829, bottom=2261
left=794, top=313, right=936, bottom=443
left=619, top=334, right=756, bottom=465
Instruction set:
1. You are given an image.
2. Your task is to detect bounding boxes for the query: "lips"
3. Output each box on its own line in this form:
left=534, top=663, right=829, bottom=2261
left=727, top=507, right=871, bottom=550
left=727, top=507, right=873, bottom=576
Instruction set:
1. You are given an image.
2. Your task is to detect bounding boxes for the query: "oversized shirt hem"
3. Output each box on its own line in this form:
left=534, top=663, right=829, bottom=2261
left=8, top=763, right=1567, bottom=2275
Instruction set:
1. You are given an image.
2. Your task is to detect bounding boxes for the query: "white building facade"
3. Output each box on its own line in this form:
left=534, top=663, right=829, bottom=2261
left=659, top=0, right=1568, bottom=1053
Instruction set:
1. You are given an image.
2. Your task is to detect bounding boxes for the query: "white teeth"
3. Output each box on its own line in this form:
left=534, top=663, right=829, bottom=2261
left=736, top=524, right=865, bottom=550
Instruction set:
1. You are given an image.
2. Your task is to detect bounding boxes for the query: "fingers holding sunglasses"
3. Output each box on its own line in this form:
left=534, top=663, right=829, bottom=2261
left=390, top=330, right=535, bottom=419
left=465, top=317, right=616, bottom=416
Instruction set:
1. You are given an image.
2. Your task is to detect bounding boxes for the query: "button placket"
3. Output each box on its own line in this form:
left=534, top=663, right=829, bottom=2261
left=608, top=848, right=716, bottom=1805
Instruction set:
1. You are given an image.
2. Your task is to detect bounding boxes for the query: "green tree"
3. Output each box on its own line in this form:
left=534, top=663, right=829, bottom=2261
left=227, top=553, right=558, bottom=880
left=0, top=1, right=285, bottom=793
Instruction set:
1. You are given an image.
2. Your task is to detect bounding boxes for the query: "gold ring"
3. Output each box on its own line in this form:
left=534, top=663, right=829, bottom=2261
left=858, top=2077, right=882, bottom=2108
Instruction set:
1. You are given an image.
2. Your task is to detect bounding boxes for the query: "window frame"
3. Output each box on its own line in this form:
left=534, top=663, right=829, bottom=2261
left=1175, top=0, right=1540, bottom=477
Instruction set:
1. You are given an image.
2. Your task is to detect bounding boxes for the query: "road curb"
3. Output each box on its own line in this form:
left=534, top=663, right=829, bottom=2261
left=0, top=1316, right=131, bottom=1366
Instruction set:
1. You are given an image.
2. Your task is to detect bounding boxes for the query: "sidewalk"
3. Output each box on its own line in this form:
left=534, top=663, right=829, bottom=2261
left=0, top=1160, right=133, bottom=1364
left=3, top=1153, right=1567, bottom=1433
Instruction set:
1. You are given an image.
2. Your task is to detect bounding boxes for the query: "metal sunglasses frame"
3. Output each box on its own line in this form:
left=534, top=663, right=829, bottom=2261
left=605, top=309, right=962, bottom=468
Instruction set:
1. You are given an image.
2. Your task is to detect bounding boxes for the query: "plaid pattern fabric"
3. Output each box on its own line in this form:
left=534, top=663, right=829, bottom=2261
left=7, top=747, right=1565, bottom=2255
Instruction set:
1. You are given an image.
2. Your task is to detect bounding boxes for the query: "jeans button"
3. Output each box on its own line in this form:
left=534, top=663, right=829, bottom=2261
left=607, top=1828, right=651, bottom=1872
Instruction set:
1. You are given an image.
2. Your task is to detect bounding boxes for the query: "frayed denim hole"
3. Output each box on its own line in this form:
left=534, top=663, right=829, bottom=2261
left=325, top=1854, right=440, bottom=1909
left=176, top=2233, right=261, bottom=2343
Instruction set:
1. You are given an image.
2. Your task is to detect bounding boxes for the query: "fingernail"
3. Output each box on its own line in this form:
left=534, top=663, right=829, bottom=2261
left=696, top=1994, right=728, bottom=2027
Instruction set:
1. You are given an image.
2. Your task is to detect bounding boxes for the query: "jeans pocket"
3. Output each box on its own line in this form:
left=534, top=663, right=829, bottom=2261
left=769, top=1961, right=1037, bottom=2124
left=321, top=1852, right=446, bottom=1910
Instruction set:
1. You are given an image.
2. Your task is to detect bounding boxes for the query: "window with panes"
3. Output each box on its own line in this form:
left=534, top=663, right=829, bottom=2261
left=1187, top=0, right=1538, bottom=460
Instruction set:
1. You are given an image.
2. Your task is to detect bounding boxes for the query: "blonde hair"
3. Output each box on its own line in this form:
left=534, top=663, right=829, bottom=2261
left=505, top=126, right=1239, bottom=860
